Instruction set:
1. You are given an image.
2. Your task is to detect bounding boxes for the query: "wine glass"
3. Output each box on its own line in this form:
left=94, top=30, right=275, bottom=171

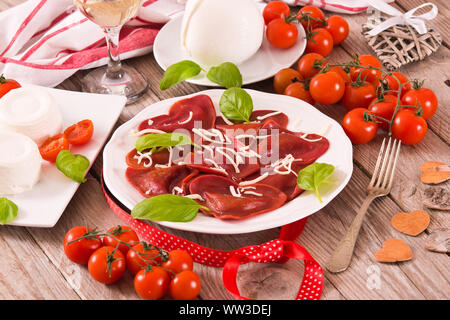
left=73, top=0, right=148, bottom=104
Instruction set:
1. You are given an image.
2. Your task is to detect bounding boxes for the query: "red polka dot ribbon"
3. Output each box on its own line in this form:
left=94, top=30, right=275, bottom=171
left=101, top=174, right=323, bottom=300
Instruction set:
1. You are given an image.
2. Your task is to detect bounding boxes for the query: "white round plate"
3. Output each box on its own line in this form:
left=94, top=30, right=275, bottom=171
left=153, top=13, right=306, bottom=87
left=103, top=89, right=353, bottom=234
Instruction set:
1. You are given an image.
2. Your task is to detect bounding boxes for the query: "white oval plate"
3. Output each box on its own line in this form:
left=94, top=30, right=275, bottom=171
left=153, top=12, right=306, bottom=87
left=103, top=89, right=353, bottom=234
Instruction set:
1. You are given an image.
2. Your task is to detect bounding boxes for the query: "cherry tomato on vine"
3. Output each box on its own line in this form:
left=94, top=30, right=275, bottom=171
left=126, top=243, right=162, bottom=275
left=296, top=52, right=327, bottom=79
left=64, top=226, right=102, bottom=265
left=382, top=72, right=411, bottom=97
left=64, top=119, right=94, bottom=146
left=328, top=66, right=351, bottom=84
left=39, top=134, right=69, bottom=162
left=309, top=72, right=345, bottom=105
left=350, top=55, right=382, bottom=88
left=305, top=28, right=333, bottom=57
left=368, top=94, right=398, bottom=130
left=103, top=225, right=139, bottom=255
left=134, top=267, right=170, bottom=300
left=0, top=75, right=21, bottom=98
left=401, top=86, right=437, bottom=120
left=284, top=82, right=314, bottom=105
left=273, top=68, right=303, bottom=94
left=263, top=1, right=290, bottom=25
left=342, top=82, right=376, bottom=110
left=161, top=249, right=194, bottom=276
left=392, top=109, right=427, bottom=145
left=297, top=6, right=326, bottom=31
left=342, top=108, right=379, bottom=144
left=169, top=270, right=201, bottom=300
left=324, top=16, right=349, bottom=45
left=266, top=18, right=298, bottom=49
left=88, top=246, right=126, bottom=284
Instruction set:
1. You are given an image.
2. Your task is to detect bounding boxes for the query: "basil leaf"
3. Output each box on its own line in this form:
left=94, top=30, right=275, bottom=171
left=160, top=60, right=202, bottom=90
left=135, top=132, right=194, bottom=152
left=131, top=194, right=209, bottom=222
left=219, top=88, right=253, bottom=123
left=297, top=163, right=335, bottom=203
left=206, top=62, right=243, bottom=88
left=0, top=198, right=18, bottom=225
left=56, top=150, right=90, bottom=183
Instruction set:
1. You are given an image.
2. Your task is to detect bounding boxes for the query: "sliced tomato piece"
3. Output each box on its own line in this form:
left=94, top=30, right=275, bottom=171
left=64, top=119, right=94, bottom=146
left=39, top=134, right=69, bottom=162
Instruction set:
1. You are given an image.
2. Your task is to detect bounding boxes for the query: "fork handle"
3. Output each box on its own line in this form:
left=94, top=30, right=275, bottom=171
left=325, top=195, right=376, bottom=273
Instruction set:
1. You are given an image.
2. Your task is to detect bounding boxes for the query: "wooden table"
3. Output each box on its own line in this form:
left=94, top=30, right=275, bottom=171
left=1, top=0, right=449, bottom=300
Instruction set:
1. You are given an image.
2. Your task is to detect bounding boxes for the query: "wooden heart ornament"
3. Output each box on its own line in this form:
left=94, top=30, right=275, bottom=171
left=391, top=210, right=430, bottom=236
left=420, top=161, right=450, bottom=184
left=375, top=239, right=413, bottom=263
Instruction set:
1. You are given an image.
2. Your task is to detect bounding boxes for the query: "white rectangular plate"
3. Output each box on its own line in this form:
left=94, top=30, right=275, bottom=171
left=5, top=85, right=126, bottom=227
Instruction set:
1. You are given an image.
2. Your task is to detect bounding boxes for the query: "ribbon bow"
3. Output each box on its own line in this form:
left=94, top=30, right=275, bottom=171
left=366, top=0, right=438, bottom=36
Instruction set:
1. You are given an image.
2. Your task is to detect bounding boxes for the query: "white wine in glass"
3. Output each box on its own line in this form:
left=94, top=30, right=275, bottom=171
left=73, top=0, right=148, bottom=104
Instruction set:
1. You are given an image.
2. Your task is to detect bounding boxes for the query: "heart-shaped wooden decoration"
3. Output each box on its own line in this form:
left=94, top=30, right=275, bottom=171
left=391, top=210, right=430, bottom=236
left=420, top=161, right=450, bottom=184
left=375, top=239, right=413, bottom=263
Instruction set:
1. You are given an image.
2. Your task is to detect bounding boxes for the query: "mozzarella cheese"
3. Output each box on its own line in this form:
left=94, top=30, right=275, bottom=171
left=0, top=130, right=42, bottom=195
left=0, top=87, right=63, bottom=146
left=181, top=0, right=264, bottom=66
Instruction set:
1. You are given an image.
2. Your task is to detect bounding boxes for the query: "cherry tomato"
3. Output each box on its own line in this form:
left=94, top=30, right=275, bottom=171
left=305, top=28, right=333, bottom=57
left=297, top=6, right=326, bottom=31
left=350, top=55, right=382, bottom=88
left=284, top=82, right=314, bottom=105
left=324, top=16, right=349, bottom=45
left=296, top=52, right=327, bottom=79
left=0, top=75, right=21, bottom=98
left=368, top=94, right=398, bottom=130
left=64, top=119, right=94, bottom=146
left=309, top=72, right=345, bottom=105
left=382, top=72, right=411, bottom=97
left=39, top=134, right=69, bottom=162
left=161, top=249, right=194, bottom=276
left=64, top=226, right=102, bottom=265
left=134, top=267, right=170, bottom=300
left=103, top=225, right=139, bottom=255
left=266, top=18, right=298, bottom=49
left=392, top=109, right=427, bottom=145
left=273, top=68, right=303, bottom=94
left=401, top=87, right=437, bottom=120
left=342, top=108, right=379, bottom=144
left=342, top=82, right=376, bottom=110
left=126, top=243, right=162, bottom=275
left=88, top=246, right=126, bottom=284
left=328, top=66, right=351, bottom=84
left=169, top=270, right=201, bottom=300
left=263, top=1, right=290, bottom=25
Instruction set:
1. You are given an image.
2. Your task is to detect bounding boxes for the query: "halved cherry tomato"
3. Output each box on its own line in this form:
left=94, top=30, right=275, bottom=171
left=284, top=82, right=314, bottom=105
left=368, top=94, right=398, bottom=130
left=382, top=72, right=411, bottom=97
left=0, top=75, right=21, bottom=98
left=134, top=267, right=170, bottom=300
left=64, top=119, right=94, bottom=146
left=273, top=68, right=303, bottom=94
left=305, top=28, right=333, bottom=57
left=297, top=52, right=327, bottom=79
left=342, top=108, right=379, bottom=144
left=103, top=225, right=140, bottom=255
left=169, top=270, right=201, bottom=300
left=325, top=16, right=349, bottom=45
left=342, top=81, right=376, bottom=110
left=309, top=72, right=345, bottom=105
left=350, top=55, right=382, bottom=88
left=88, top=246, right=126, bottom=284
left=392, top=109, right=427, bottom=145
left=161, top=249, right=194, bottom=276
left=297, top=6, right=326, bottom=31
left=401, top=86, right=437, bottom=120
left=266, top=18, right=298, bottom=49
left=328, top=66, right=351, bottom=84
left=126, top=243, right=162, bottom=275
left=39, top=134, right=69, bottom=162
left=64, top=226, right=102, bottom=265
left=263, top=1, right=290, bottom=25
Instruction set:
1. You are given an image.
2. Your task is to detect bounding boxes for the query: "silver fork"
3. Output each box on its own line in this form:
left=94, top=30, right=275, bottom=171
left=325, top=137, right=402, bottom=273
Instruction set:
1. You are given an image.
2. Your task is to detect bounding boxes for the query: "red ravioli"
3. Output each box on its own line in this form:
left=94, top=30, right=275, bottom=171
left=189, top=175, right=287, bottom=220
left=215, top=110, right=288, bottom=133
left=126, top=149, right=171, bottom=169
left=138, top=95, right=216, bottom=132
left=126, top=166, right=198, bottom=198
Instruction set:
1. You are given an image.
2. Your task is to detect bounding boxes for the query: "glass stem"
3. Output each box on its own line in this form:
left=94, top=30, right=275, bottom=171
left=104, top=26, right=123, bottom=80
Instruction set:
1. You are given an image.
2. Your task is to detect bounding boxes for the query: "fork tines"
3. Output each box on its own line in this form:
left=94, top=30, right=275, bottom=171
left=369, top=137, right=402, bottom=191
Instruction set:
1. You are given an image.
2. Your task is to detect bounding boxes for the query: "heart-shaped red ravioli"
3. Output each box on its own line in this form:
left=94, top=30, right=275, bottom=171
left=138, top=94, right=216, bottom=132
left=189, top=175, right=287, bottom=219
left=215, top=110, right=289, bottom=133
